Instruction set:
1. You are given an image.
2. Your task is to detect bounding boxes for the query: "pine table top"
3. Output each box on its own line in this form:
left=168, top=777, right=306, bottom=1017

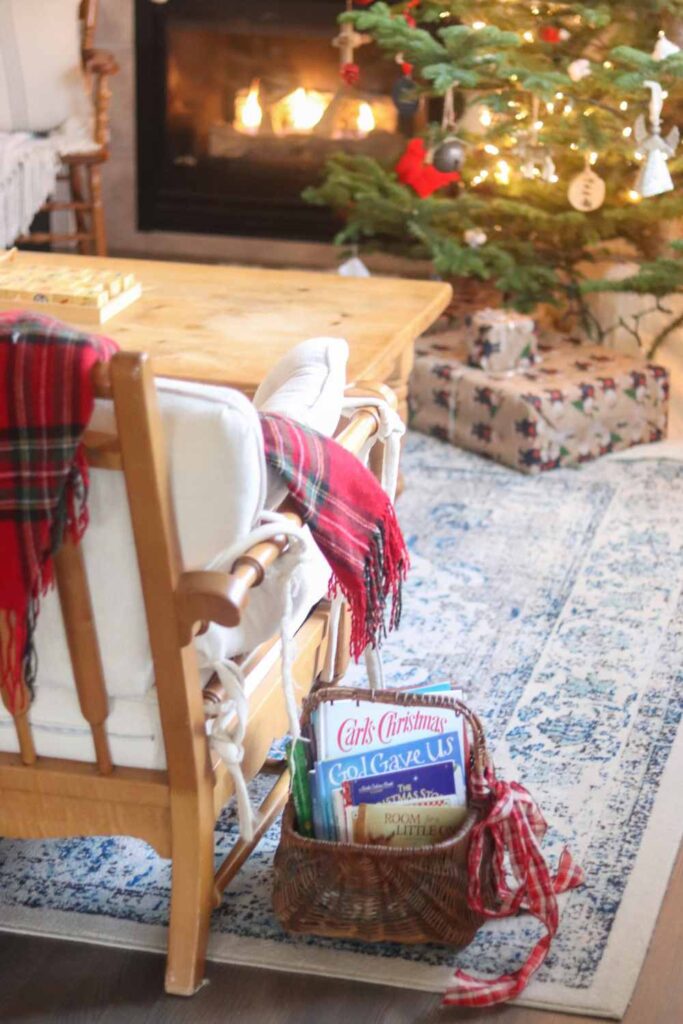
left=7, top=251, right=452, bottom=393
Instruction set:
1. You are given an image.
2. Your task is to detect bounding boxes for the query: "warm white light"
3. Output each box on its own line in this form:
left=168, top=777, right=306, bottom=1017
left=236, top=79, right=263, bottom=133
left=589, top=151, right=598, bottom=165
left=480, top=108, right=493, bottom=127
left=603, top=60, right=613, bottom=69
left=620, top=100, right=629, bottom=111
left=534, top=120, right=544, bottom=130
left=356, top=101, right=375, bottom=135
left=555, top=91, right=564, bottom=100
left=623, top=126, right=632, bottom=138
left=628, top=189, right=642, bottom=203
left=563, top=103, right=573, bottom=115
left=546, top=101, right=555, bottom=114
left=484, top=143, right=500, bottom=155
left=634, top=150, right=644, bottom=161
left=494, top=159, right=511, bottom=184
left=549, top=172, right=559, bottom=183
left=570, top=142, right=579, bottom=150
left=473, top=20, right=486, bottom=30
left=523, top=30, right=534, bottom=42
left=285, top=87, right=327, bottom=131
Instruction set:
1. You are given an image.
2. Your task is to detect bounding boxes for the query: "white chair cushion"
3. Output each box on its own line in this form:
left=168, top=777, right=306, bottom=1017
left=31, top=336, right=347, bottom=705
left=254, top=336, right=348, bottom=434
left=34, top=380, right=267, bottom=699
left=0, top=0, right=85, bottom=133
left=255, top=337, right=348, bottom=508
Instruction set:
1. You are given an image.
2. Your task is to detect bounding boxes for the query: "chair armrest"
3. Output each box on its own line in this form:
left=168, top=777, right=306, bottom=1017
left=83, top=48, right=119, bottom=150
left=174, top=395, right=389, bottom=644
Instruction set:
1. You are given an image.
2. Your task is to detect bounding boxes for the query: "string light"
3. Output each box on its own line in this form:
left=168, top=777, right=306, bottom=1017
left=603, top=60, right=613, bottom=69
left=555, top=91, right=564, bottom=100
left=484, top=143, right=500, bottom=154
left=546, top=101, right=555, bottom=114
left=480, top=108, right=493, bottom=127
left=628, top=189, right=642, bottom=203
left=534, top=119, right=544, bottom=130
left=623, top=126, right=632, bottom=138
left=522, top=30, right=534, bottom=42
left=494, top=159, right=511, bottom=184
left=570, top=142, right=579, bottom=151
left=473, top=20, right=486, bottom=30
left=510, top=74, right=519, bottom=82
left=549, top=172, right=559, bottom=183
left=619, top=100, right=629, bottom=111
left=589, top=151, right=598, bottom=165
left=563, top=103, right=573, bottom=116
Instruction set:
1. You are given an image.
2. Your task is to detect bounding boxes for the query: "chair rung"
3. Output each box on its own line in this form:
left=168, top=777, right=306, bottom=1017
left=43, top=201, right=93, bottom=213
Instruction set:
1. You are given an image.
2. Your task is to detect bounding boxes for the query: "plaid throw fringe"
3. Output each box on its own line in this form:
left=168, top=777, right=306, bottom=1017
left=442, top=767, right=585, bottom=1008
left=259, top=413, right=409, bottom=659
left=0, top=313, right=118, bottom=713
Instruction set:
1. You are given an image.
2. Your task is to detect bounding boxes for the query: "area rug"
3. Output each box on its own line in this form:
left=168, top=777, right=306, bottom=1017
left=1, top=435, right=683, bottom=1020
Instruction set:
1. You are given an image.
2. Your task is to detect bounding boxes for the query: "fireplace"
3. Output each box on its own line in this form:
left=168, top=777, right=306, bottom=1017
left=135, top=0, right=412, bottom=242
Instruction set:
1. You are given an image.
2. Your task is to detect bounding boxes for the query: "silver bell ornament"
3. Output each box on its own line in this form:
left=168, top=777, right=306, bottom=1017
left=432, top=137, right=465, bottom=173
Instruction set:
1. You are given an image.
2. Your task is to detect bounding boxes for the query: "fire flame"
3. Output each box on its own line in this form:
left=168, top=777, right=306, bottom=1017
left=241, top=79, right=263, bottom=131
left=284, top=87, right=328, bottom=131
left=357, top=101, right=375, bottom=135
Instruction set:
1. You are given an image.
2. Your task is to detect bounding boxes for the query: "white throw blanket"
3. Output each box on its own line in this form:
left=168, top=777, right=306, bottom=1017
left=0, top=132, right=58, bottom=249
left=0, top=113, right=99, bottom=250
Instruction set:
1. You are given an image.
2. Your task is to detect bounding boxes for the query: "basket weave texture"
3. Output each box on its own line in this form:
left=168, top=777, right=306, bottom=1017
left=272, top=687, right=495, bottom=947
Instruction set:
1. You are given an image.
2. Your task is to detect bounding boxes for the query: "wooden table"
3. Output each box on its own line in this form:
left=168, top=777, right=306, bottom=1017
left=8, top=251, right=452, bottom=421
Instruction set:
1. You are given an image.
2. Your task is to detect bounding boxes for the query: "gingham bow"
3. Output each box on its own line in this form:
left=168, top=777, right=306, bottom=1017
left=443, top=768, right=584, bottom=1008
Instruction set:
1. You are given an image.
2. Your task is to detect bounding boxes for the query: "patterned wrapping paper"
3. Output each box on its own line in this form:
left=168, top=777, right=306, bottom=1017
left=465, top=308, right=539, bottom=373
left=410, top=332, right=669, bottom=474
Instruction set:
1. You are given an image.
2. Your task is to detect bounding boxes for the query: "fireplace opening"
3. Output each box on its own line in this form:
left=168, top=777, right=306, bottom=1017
left=136, top=0, right=415, bottom=242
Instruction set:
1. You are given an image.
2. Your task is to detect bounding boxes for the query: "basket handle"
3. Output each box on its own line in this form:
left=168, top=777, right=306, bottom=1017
left=302, top=686, right=491, bottom=782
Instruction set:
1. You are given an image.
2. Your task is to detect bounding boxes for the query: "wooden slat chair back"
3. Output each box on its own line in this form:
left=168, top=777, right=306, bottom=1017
left=0, top=351, right=387, bottom=995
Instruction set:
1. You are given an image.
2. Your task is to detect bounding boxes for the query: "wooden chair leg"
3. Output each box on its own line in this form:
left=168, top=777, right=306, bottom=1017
left=164, top=796, right=215, bottom=996
left=68, top=166, right=91, bottom=255
left=88, top=164, right=107, bottom=257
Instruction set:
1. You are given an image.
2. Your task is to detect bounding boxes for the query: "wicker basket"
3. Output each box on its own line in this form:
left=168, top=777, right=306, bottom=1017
left=272, top=686, right=495, bottom=948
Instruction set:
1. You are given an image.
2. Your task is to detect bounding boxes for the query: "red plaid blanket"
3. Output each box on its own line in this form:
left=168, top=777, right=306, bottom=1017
left=0, top=313, right=118, bottom=713
left=259, top=413, right=409, bottom=659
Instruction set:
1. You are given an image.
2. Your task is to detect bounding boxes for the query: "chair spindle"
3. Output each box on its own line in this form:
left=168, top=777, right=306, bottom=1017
left=54, top=539, right=113, bottom=775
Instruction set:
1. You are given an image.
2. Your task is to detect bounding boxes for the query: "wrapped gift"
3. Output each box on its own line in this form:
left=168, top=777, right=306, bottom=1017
left=410, top=332, right=669, bottom=474
left=465, top=308, right=538, bottom=373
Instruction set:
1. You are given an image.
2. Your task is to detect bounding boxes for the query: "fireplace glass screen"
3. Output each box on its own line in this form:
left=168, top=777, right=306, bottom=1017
left=137, top=0, right=410, bottom=241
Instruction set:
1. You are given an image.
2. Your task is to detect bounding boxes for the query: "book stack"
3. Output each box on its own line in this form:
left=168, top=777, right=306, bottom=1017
left=286, top=684, right=468, bottom=848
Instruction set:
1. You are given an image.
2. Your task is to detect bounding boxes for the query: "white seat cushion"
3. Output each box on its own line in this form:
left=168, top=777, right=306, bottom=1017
left=0, top=0, right=85, bottom=133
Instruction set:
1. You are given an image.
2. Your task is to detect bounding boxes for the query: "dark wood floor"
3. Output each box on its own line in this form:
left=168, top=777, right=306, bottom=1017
left=1, top=843, right=681, bottom=1024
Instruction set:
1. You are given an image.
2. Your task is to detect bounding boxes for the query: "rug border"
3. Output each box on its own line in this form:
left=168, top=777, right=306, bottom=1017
left=1, top=714, right=681, bottom=1021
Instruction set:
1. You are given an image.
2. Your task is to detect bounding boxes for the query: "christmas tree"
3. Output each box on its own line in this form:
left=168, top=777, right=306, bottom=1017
left=305, top=2, right=683, bottom=355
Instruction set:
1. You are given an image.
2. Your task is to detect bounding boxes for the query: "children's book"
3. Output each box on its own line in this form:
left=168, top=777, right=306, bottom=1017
left=353, top=800, right=468, bottom=847
left=316, top=729, right=466, bottom=840
left=315, top=692, right=464, bottom=762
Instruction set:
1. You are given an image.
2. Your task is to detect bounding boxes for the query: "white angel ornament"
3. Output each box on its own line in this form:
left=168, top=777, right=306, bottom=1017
left=633, top=80, right=680, bottom=198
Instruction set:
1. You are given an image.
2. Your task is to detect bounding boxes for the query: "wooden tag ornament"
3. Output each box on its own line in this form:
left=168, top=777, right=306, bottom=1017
left=568, top=164, right=606, bottom=211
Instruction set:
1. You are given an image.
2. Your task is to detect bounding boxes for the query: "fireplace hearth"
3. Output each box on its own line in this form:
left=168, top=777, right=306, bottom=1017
left=136, top=0, right=412, bottom=242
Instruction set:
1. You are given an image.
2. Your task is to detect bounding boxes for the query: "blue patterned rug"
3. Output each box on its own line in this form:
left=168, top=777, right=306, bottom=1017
left=1, top=435, right=683, bottom=1019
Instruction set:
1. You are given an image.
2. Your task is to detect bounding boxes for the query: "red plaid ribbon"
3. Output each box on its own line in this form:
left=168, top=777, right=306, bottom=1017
left=0, top=313, right=118, bottom=713
left=443, top=767, right=584, bottom=1007
left=259, top=412, right=409, bottom=658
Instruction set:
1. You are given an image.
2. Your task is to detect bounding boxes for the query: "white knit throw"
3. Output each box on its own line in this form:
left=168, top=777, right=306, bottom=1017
left=0, top=132, right=58, bottom=249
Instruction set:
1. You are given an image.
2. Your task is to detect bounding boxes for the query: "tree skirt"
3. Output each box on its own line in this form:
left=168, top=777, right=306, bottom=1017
left=1, top=435, right=683, bottom=1019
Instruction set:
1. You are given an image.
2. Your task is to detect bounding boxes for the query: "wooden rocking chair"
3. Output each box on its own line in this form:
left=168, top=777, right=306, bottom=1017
left=0, top=350, right=391, bottom=995
left=17, top=0, right=117, bottom=256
